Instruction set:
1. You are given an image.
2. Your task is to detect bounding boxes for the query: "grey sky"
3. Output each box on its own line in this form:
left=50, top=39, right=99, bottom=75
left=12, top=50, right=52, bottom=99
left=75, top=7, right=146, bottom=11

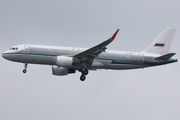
left=0, top=0, right=180, bottom=120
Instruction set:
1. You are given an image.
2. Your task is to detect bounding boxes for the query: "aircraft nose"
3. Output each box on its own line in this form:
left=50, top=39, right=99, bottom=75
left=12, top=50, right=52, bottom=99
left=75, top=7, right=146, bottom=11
left=2, top=52, right=6, bottom=59
left=2, top=51, right=9, bottom=59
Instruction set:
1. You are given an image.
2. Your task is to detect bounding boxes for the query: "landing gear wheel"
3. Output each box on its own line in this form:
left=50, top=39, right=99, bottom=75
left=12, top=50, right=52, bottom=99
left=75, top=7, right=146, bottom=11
left=23, top=69, right=27, bottom=73
left=82, top=69, right=89, bottom=75
left=23, top=63, right=28, bottom=74
left=80, top=75, right=86, bottom=81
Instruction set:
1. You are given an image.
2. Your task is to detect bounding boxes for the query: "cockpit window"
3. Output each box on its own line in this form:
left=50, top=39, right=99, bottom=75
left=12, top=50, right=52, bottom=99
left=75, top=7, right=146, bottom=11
left=9, top=47, right=18, bottom=50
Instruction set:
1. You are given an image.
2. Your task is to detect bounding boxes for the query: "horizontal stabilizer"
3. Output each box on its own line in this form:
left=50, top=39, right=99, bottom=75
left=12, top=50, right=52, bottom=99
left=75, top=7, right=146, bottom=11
left=154, top=53, right=176, bottom=60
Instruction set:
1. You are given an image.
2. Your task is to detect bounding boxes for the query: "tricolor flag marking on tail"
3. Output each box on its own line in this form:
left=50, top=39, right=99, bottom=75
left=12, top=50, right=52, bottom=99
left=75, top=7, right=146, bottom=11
left=154, top=43, right=165, bottom=47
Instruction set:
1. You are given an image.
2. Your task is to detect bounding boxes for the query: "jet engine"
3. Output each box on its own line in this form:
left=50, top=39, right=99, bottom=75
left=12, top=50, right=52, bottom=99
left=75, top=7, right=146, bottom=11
left=52, top=66, right=75, bottom=76
left=56, top=56, right=73, bottom=67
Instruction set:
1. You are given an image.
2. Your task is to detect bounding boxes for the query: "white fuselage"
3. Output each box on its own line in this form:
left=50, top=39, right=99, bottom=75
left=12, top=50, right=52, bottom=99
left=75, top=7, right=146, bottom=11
left=2, top=28, right=177, bottom=81
left=2, top=44, right=177, bottom=70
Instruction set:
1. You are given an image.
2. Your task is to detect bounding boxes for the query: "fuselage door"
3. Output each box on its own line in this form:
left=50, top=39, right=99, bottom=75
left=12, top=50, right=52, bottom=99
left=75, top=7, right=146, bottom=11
left=69, top=48, right=74, bottom=56
left=138, top=53, right=144, bottom=63
left=24, top=45, right=29, bottom=55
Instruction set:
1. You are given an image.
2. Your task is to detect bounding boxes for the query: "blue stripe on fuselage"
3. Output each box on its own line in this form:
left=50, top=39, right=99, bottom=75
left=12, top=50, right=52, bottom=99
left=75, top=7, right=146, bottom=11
left=3, top=52, right=57, bottom=57
left=4, top=52, right=149, bottom=66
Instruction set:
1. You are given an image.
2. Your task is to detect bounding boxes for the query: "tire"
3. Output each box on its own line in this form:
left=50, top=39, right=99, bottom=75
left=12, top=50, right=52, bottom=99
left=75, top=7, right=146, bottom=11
left=23, top=69, right=27, bottom=73
left=82, top=69, right=89, bottom=75
left=80, top=75, right=86, bottom=81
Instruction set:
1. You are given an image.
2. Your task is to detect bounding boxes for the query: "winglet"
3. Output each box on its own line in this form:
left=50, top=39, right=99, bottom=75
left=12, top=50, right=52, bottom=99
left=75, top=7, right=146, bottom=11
left=111, top=29, right=119, bottom=39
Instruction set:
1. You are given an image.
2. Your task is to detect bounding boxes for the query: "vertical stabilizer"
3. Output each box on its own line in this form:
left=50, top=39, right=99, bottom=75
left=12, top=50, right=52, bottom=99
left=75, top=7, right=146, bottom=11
left=143, top=28, right=176, bottom=55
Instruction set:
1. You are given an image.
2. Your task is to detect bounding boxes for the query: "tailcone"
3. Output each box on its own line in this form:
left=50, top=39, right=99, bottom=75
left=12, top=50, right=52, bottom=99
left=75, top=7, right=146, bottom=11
left=169, top=58, right=178, bottom=64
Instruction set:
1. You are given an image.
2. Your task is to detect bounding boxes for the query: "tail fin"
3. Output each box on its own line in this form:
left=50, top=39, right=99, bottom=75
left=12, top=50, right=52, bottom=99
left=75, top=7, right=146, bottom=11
left=143, top=28, right=176, bottom=55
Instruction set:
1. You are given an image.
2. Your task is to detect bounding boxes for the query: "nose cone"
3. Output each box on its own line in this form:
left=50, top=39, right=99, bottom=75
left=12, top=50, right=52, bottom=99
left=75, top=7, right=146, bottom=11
left=2, top=51, right=9, bottom=60
left=2, top=52, right=6, bottom=59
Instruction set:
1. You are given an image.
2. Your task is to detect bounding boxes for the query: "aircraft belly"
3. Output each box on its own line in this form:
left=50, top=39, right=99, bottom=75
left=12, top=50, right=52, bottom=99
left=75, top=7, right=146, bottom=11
left=94, top=59, right=146, bottom=70
left=12, top=54, right=55, bottom=65
left=27, top=55, right=55, bottom=65
left=107, top=64, right=144, bottom=70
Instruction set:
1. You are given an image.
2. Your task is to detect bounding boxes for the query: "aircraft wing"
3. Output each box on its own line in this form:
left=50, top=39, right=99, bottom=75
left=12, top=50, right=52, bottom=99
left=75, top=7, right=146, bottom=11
left=73, top=29, right=119, bottom=63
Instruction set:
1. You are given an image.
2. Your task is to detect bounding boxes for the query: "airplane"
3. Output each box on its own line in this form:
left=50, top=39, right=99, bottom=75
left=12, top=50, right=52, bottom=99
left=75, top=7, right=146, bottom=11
left=2, top=28, right=177, bottom=81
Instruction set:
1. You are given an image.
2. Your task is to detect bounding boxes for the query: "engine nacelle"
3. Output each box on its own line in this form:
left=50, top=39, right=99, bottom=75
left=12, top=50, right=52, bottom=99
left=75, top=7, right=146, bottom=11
left=52, top=66, right=75, bottom=76
left=56, top=56, right=73, bottom=67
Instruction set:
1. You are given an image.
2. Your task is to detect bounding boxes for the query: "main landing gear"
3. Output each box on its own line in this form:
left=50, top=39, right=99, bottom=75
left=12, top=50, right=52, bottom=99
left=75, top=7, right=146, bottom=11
left=80, top=69, right=89, bottom=81
left=23, top=63, right=28, bottom=73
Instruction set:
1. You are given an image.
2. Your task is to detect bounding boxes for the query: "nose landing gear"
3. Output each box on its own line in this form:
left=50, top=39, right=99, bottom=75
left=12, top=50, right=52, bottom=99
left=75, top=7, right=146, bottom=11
left=23, top=63, right=28, bottom=73
left=80, top=69, right=89, bottom=81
